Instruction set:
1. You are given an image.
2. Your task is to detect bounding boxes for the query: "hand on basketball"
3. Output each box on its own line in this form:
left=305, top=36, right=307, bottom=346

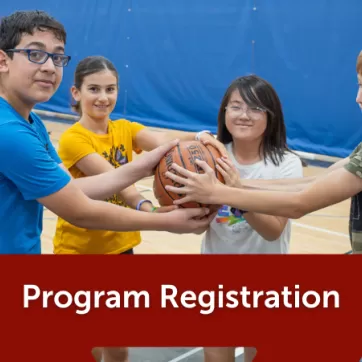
left=136, top=138, right=180, bottom=177
left=199, top=133, right=228, bottom=159
left=216, top=157, right=242, bottom=188
left=164, top=160, right=221, bottom=205
left=165, top=207, right=215, bottom=234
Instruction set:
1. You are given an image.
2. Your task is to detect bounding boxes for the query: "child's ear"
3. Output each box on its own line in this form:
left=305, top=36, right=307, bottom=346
left=0, top=50, right=10, bottom=74
left=71, top=85, right=81, bottom=102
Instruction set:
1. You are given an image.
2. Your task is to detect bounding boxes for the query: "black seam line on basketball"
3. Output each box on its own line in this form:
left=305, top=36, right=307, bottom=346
left=176, top=143, right=191, bottom=208
left=204, top=144, right=221, bottom=180
left=185, top=144, right=204, bottom=208
left=157, top=161, right=178, bottom=204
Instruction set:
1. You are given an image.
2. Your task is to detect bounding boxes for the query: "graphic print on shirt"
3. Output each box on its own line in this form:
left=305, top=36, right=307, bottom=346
left=102, top=144, right=129, bottom=206
left=103, top=144, right=128, bottom=167
left=215, top=205, right=250, bottom=234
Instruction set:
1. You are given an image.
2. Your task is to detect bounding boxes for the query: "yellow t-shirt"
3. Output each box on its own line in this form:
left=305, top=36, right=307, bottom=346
left=53, top=119, right=146, bottom=254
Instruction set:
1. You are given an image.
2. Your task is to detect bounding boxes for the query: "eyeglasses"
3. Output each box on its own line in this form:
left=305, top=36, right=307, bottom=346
left=225, top=105, right=266, bottom=118
left=5, top=49, right=71, bottom=67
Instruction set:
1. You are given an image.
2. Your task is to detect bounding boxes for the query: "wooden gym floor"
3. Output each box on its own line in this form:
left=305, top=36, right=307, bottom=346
left=41, top=119, right=352, bottom=255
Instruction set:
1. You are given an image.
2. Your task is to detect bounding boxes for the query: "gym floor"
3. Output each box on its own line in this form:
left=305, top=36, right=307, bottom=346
left=128, top=347, right=245, bottom=361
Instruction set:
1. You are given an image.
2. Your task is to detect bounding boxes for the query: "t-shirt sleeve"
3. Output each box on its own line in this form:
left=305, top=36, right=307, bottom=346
left=0, top=123, right=71, bottom=200
left=277, top=152, right=304, bottom=179
left=130, top=121, right=146, bottom=154
left=344, top=143, right=362, bottom=178
left=58, top=128, right=97, bottom=169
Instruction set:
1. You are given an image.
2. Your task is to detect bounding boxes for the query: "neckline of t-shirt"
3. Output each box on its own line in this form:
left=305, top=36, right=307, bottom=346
left=0, top=96, right=35, bottom=124
left=77, top=120, right=113, bottom=137
left=226, top=142, right=264, bottom=169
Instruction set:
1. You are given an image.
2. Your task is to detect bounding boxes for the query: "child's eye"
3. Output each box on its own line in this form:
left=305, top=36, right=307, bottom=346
left=89, top=87, right=98, bottom=92
left=107, top=87, right=116, bottom=92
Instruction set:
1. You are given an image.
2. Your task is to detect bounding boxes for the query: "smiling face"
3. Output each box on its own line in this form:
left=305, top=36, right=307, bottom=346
left=0, top=30, right=65, bottom=108
left=71, top=69, right=118, bottom=121
left=224, top=89, right=268, bottom=143
left=217, top=75, right=289, bottom=165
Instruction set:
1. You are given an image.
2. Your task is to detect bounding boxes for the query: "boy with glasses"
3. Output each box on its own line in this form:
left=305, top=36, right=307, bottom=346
left=0, top=10, right=212, bottom=254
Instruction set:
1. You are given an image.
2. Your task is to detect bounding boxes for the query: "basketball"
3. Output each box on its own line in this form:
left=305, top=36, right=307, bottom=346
left=153, top=140, right=225, bottom=208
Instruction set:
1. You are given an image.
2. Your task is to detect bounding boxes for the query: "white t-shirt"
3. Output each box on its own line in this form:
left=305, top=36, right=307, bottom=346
left=201, top=142, right=304, bottom=255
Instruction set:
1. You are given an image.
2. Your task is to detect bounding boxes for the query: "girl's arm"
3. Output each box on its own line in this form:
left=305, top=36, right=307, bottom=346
left=74, top=153, right=154, bottom=211
left=134, top=128, right=228, bottom=158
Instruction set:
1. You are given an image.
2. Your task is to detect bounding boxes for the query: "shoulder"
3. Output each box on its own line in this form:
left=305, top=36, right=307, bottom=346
left=345, top=142, right=362, bottom=177
left=111, top=119, right=146, bottom=141
left=112, top=118, right=132, bottom=128
left=112, top=118, right=145, bottom=130
left=0, top=118, right=33, bottom=149
left=269, top=151, right=303, bottom=178
left=59, top=122, right=89, bottom=142
left=280, top=151, right=303, bottom=165
left=349, top=142, right=362, bottom=158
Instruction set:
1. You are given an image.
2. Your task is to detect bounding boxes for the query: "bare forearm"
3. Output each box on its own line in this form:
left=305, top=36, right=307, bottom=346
left=243, top=213, right=286, bottom=241
left=160, top=130, right=197, bottom=144
left=74, top=163, right=145, bottom=200
left=213, top=185, right=304, bottom=218
left=72, top=199, right=164, bottom=231
left=239, top=158, right=349, bottom=192
left=241, top=179, right=314, bottom=192
left=119, top=186, right=154, bottom=211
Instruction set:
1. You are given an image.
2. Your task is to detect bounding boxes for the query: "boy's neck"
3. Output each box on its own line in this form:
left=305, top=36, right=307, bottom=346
left=79, top=114, right=109, bottom=134
left=0, top=91, right=33, bottom=121
left=232, top=138, right=263, bottom=165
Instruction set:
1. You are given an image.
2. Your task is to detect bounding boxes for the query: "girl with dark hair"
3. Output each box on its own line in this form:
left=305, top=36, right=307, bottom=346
left=200, top=75, right=303, bottom=256
left=166, top=75, right=303, bottom=361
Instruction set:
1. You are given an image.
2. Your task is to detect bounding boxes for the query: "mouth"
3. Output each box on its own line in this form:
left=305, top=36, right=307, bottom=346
left=35, top=80, right=55, bottom=88
left=235, top=123, right=253, bottom=128
left=94, top=105, right=109, bottom=109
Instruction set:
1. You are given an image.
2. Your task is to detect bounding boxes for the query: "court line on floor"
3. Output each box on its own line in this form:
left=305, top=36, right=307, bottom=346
left=235, top=347, right=245, bottom=356
left=167, top=347, right=202, bottom=362
left=292, top=222, right=349, bottom=238
left=136, top=184, right=350, bottom=239
left=166, top=347, right=244, bottom=362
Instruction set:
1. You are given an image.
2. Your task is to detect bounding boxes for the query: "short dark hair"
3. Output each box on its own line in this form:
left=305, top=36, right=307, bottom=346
left=72, top=56, right=119, bottom=114
left=217, top=75, right=290, bottom=166
left=0, top=10, right=66, bottom=55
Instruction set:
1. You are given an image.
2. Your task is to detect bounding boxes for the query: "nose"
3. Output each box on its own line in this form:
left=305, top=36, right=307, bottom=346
left=39, top=56, right=57, bottom=73
left=356, top=87, right=362, bottom=107
left=98, top=91, right=108, bottom=102
left=237, top=108, right=250, bottom=119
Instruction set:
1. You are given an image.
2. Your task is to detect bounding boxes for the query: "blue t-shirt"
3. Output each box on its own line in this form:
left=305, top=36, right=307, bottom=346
left=0, top=97, right=71, bottom=254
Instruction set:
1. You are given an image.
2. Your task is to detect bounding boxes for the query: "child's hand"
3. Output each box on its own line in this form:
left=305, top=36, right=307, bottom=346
left=216, top=157, right=242, bottom=188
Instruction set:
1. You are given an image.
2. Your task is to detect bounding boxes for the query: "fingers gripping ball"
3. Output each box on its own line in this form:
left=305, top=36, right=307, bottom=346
left=153, top=140, right=225, bottom=208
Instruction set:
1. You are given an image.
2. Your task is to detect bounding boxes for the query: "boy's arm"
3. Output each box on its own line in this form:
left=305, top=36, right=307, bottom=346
left=37, top=180, right=208, bottom=233
left=0, top=126, right=211, bottom=234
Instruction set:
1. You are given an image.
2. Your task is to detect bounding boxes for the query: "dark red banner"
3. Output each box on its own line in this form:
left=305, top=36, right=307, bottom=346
left=0, top=255, right=361, bottom=361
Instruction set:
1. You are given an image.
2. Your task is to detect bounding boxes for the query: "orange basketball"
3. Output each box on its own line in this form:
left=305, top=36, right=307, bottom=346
left=153, top=140, right=225, bottom=208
